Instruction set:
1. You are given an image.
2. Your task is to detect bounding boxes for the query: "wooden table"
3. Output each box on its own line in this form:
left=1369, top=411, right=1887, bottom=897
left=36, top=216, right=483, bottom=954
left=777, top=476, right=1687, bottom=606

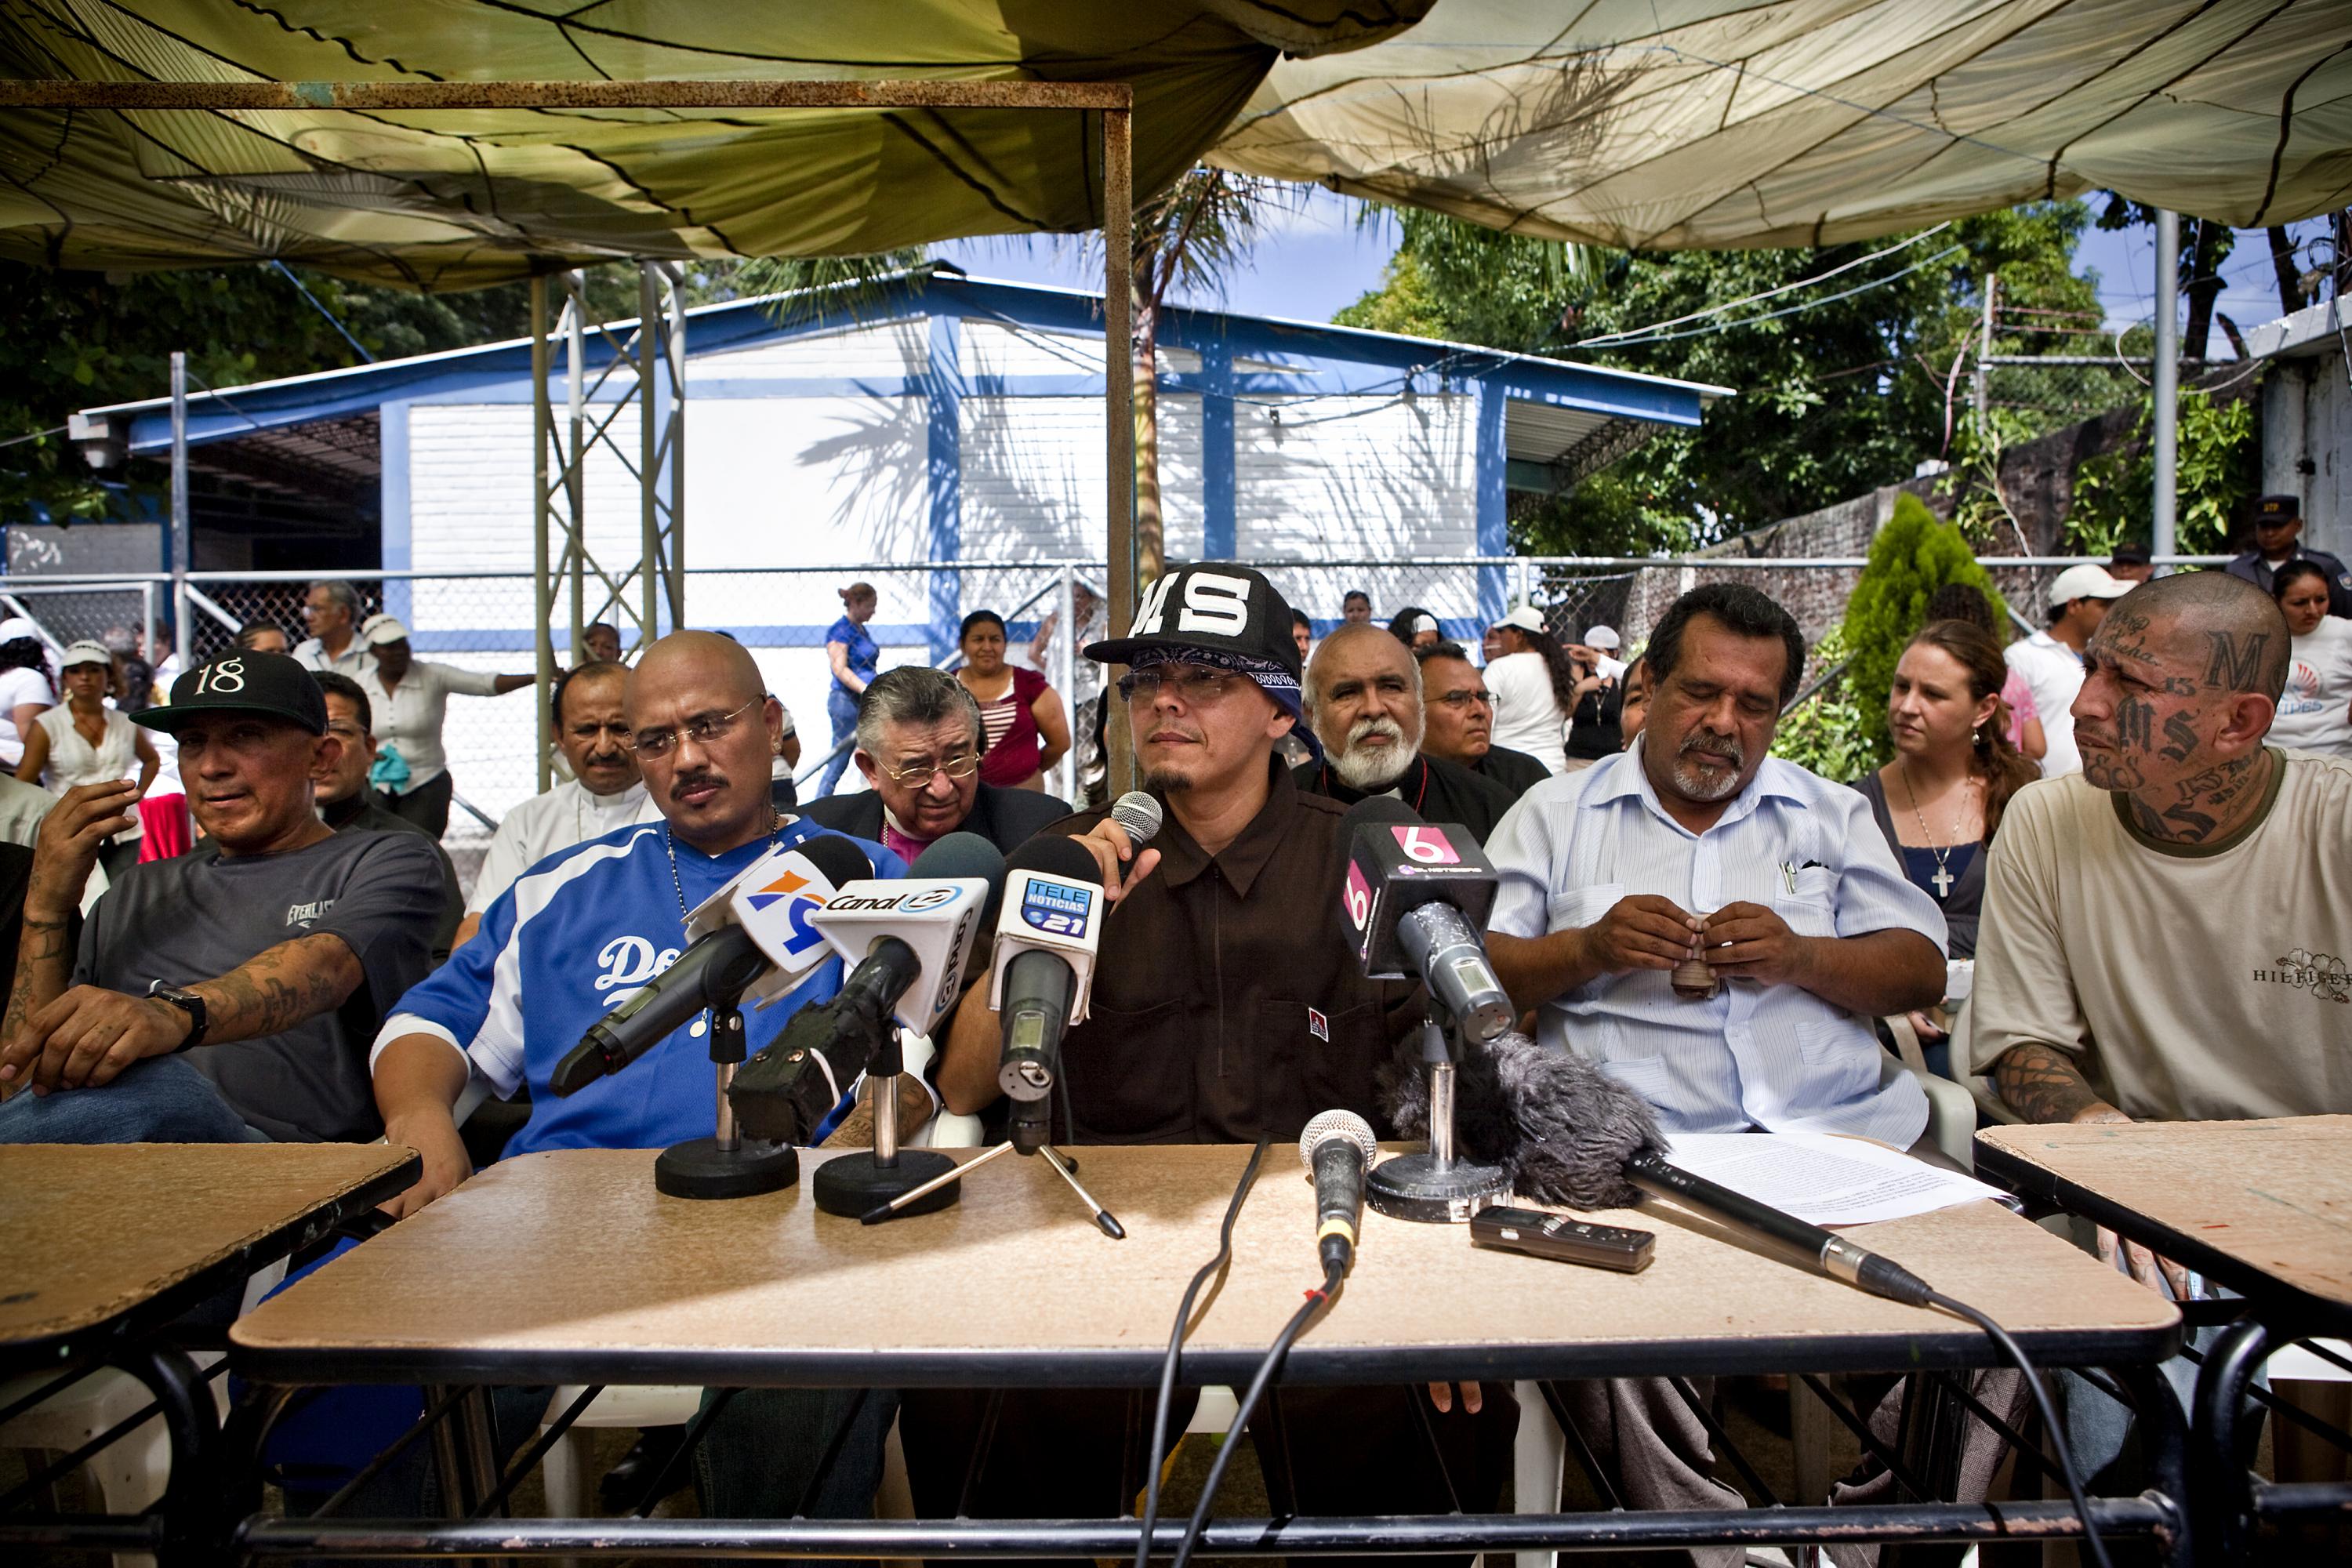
left=0, top=1142, right=419, bottom=1566
left=1976, top=1116, right=2352, bottom=1562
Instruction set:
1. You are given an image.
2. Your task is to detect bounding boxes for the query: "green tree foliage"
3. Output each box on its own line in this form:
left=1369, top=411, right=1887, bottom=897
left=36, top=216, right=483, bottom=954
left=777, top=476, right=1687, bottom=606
left=1837, top=493, right=2005, bottom=760
left=2065, top=388, right=2259, bottom=557
left=2, top=260, right=739, bottom=524
left=1336, top=203, right=2103, bottom=547
left=1766, top=624, right=1876, bottom=782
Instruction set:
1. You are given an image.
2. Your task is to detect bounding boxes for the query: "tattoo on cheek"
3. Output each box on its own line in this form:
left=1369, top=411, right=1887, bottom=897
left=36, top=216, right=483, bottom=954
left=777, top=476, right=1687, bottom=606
left=2158, top=711, right=2199, bottom=763
left=2114, top=696, right=2154, bottom=753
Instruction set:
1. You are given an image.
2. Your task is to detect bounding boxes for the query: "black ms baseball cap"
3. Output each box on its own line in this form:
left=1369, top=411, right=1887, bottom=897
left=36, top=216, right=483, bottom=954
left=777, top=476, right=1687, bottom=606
left=131, top=649, right=328, bottom=735
left=1083, top=562, right=1304, bottom=681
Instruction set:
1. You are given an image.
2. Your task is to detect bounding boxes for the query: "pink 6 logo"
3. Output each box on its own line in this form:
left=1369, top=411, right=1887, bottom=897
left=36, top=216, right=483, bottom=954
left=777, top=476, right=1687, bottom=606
left=1392, top=826, right=1459, bottom=865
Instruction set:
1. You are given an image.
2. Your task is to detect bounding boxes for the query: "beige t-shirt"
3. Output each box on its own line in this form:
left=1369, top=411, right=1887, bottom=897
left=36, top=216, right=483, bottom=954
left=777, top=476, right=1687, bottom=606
left=1968, top=750, right=2352, bottom=1122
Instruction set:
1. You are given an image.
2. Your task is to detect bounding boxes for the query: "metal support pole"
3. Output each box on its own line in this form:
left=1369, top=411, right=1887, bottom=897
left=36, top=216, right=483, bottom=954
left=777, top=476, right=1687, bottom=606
left=530, top=276, right=556, bottom=793
left=1057, top=564, right=1076, bottom=803
left=1971, top=275, right=1995, bottom=438
left=639, top=262, right=662, bottom=644
left=1102, top=106, right=1136, bottom=800
left=169, top=352, right=191, bottom=667
left=565, top=274, right=588, bottom=659
left=2154, top=209, right=2180, bottom=561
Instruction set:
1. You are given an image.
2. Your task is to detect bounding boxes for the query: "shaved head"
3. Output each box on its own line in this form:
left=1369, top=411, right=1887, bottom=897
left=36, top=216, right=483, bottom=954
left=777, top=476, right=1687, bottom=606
left=2109, top=572, right=2291, bottom=701
left=630, top=630, right=767, bottom=712
left=1306, top=622, right=1424, bottom=790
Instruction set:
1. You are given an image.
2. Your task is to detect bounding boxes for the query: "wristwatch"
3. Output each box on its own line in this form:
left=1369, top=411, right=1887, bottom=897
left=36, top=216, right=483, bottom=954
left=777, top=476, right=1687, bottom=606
left=147, top=982, right=209, bottom=1052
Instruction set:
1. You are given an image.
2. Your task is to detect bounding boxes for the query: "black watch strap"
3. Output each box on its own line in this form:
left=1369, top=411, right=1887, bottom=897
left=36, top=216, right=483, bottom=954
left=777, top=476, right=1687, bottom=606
left=149, top=983, right=208, bottom=1052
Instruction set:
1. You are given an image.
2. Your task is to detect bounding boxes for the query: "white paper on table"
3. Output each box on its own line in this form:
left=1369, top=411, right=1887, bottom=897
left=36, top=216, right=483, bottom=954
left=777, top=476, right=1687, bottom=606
left=1657, top=1132, right=2013, bottom=1227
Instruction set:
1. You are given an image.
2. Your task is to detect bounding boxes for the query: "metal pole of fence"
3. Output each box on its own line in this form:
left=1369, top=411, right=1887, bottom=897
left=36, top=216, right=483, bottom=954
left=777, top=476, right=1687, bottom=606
left=531, top=275, right=556, bottom=794
left=665, top=260, right=688, bottom=633
left=639, top=261, right=661, bottom=643
left=2152, top=210, right=2180, bottom=562
left=1101, top=103, right=1136, bottom=800
left=140, top=581, right=154, bottom=688
left=566, top=274, right=588, bottom=658
left=169, top=352, right=191, bottom=668
left=1057, top=563, right=1076, bottom=804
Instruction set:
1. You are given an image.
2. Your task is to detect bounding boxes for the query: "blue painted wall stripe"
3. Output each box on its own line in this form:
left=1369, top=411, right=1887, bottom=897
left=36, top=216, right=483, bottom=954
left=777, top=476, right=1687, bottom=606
left=926, top=315, right=962, bottom=664
left=379, top=401, right=412, bottom=626
left=1201, top=339, right=1236, bottom=559
left=1475, top=383, right=1509, bottom=628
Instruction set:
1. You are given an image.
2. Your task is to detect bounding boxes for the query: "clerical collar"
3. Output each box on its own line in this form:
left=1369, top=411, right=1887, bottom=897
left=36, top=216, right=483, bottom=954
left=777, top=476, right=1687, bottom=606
left=1316, top=753, right=1429, bottom=815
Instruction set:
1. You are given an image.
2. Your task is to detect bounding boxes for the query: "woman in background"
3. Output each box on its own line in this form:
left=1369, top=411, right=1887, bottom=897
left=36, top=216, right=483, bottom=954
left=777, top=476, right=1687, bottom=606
left=1923, top=583, right=2045, bottom=768
left=956, top=610, right=1069, bottom=791
left=819, top=582, right=880, bottom=797
left=2271, top=560, right=2352, bottom=757
left=1483, top=606, right=1575, bottom=775
left=20, top=640, right=157, bottom=882
left=1851, top=619, right=2038, bottom=1069
left=0, top=618, right=55, bottom=772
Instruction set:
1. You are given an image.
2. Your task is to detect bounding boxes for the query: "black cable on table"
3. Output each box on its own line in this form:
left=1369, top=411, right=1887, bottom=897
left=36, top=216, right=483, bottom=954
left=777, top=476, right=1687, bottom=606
left=1131, top=1138, right=1269, bottom=1568
left=1923, top=1289, right=2114, bottom=1568
left=1167, top=1257, right=1345, bottom=1568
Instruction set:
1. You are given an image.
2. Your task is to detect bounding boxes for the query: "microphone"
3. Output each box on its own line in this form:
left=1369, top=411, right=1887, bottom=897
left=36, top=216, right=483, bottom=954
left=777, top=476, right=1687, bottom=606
left=1299, top=1109, right=1377, bottom=1275
left=1338, top=797, right=1511, bottom=1042
left=550, top=836, right=874, bottom=1097
left=1385, top=1031, right=1934, bottom=1305
left=989, top=835, right=1108, bottom=1107
left=727, top=833, right=1005, bottom=1145
left=1109, top=789, right=1163, bottom=851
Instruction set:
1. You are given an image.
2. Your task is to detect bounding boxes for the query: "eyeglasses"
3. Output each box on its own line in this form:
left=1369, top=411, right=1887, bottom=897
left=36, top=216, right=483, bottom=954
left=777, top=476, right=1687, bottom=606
left=1116, top=664, right=1243, bottom=704
left=876, top=751, right=982, bottom=786
left=1432, top=688, right=1493, bottom=710
left=626, top=696, right=760, bottom=760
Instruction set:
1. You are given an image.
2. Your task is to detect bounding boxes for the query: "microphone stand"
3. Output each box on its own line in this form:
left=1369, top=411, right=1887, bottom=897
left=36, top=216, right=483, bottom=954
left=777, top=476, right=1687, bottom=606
left=860, top=1093, right=1125, bottom=1238
left=810, top=1020, right=963, bottom=1219
left=1366, top=1005, right=1508, bottom=1223
left=654, top=989, right=802, bottom=1200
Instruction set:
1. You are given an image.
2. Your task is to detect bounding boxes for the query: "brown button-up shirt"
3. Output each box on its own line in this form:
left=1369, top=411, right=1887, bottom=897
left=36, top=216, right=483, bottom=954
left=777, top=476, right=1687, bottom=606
left=1041, top=760, right=1423, bottom=1145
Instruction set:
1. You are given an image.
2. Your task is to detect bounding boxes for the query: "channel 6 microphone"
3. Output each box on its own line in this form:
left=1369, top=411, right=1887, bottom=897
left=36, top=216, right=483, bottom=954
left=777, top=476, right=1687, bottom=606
left=550, top=834, right=873, bottom=1096
left=728, top=833, right=1005, bottom=1144
left=1340, top=797, right=1512, bottom=1042
left=988, top=835, right=1106, bottom=1105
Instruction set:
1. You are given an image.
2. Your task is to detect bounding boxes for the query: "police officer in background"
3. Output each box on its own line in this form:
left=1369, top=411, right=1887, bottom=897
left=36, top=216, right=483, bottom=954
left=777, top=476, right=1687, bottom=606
left=924, top=563, right=1515, bottom=1564
left=2227, top=494, right=2352, bottom=618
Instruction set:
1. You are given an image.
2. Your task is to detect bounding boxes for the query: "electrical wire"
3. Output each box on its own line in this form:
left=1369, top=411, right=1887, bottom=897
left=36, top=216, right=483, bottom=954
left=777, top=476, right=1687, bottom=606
left=1577, top=244, right=1966, bottom=350
left=1166, top=1258, right=1346, bottom=1568
left=1131, top=1138, right=1271, bottom=1568
left=1924, top=1290, right=2114, bottom=1568
left=1576, top=223, right=1953, bottom=346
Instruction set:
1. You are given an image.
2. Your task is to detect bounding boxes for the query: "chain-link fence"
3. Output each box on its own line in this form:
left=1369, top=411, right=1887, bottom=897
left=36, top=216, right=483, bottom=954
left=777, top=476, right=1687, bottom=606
left=2, top=554, right=2205, bottom=880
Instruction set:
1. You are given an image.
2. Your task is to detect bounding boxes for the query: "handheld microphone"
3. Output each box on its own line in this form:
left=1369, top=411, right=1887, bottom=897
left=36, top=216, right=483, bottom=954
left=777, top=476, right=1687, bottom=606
left=727, top=833, right=1005, bottom=1145
left=1339, top=797, right=1511, bottom=1041
left=1109, top=789, right=1163, bottom=851
left=1299, top=1110, right=1378, bottom=1275
left=550, top=835, right=874, bottom=1097
left=1623, top=1151, right=1933, bottom=1305
left=989, top=835, right=1108, bottom=1105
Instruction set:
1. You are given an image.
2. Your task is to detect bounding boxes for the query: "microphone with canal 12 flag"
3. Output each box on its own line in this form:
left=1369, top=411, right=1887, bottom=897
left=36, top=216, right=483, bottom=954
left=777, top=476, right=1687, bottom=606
left=808, top=832, right=1004, bottom=1039
left=1299, top=1109, right=1378, bottom=1275
left=989, top=834, right=1107, bottom=1108
left=550, top=834, right=873, bottom=1097
left=1340, top=797, right=1511, bottom=1044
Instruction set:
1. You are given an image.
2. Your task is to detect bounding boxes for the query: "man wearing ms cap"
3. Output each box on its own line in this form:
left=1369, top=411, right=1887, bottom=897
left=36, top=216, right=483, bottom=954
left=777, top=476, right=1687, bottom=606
left=2227, top=493, right=2352, bottom=618
left=924, top=563, right=1516, bottom=1563
left=0, top=650, right=445, bottom=1144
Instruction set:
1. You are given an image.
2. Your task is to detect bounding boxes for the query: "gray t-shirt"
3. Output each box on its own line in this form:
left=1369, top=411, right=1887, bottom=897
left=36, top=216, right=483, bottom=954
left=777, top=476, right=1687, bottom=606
left=75, top=829, right=444, bottom=1141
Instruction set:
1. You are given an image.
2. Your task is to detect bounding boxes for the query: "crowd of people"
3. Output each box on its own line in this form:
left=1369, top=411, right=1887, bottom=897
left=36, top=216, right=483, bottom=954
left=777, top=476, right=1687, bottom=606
left=0, top=510, right=2345, bottom=1544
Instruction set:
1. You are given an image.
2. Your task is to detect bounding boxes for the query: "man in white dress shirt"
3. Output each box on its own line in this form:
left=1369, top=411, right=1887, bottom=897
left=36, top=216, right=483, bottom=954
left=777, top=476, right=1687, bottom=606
left=1483, top=584, right=1951, bottom=1552
left=290, top=579, right=375, bottom=677
left=2003, top=563, right=2133, bottom=778
left=456, top=660, right=657, bottom=948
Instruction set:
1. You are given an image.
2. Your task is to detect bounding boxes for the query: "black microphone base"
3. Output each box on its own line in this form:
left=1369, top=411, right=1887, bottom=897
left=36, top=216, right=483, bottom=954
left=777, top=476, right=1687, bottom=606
left=812, top=1148, right=961, bottom=1219
left=1367, top=1151, right=1510, bottom=1225
left=654, top=1137, right=800, bottom=1200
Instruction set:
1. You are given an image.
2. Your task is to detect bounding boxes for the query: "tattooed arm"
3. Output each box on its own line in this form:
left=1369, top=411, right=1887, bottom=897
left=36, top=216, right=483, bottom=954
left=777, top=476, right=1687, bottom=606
left=1991, top=1043, right=2124, bottom=1125
left=1, top=931, right=364, bottom=1094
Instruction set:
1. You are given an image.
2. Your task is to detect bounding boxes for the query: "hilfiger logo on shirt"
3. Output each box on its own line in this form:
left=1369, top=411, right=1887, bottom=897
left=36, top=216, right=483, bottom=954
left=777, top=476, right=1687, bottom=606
left=2252, top=949, right=2350, bottom=1004
left=285, top=898, right=335, bottom=927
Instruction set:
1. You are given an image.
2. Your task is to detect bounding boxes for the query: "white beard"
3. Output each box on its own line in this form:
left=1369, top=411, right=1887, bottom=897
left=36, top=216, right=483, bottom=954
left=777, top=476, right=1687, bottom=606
left=1330, top=716, right=1416, bottom=791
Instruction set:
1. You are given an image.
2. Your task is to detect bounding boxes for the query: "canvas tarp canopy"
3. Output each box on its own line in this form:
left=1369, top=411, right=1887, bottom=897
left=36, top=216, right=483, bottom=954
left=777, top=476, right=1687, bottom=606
left=0, top=0, right=1425, bottom=289
left=1210, top=0, right=2352, bottom=250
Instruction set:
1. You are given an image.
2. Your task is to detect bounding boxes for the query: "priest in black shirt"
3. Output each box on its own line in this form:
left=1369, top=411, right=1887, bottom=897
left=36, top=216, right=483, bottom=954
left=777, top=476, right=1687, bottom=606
left=1293, top=624, right=1519, bottom=843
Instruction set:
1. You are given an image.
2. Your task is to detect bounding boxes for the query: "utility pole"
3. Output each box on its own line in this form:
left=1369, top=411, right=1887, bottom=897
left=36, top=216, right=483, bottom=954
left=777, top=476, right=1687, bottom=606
left=169, top=351, right=190, bottom=667
left=1972, top=276, right=1998, bottom=437
left=2153, top=209, right=2180, bottom=561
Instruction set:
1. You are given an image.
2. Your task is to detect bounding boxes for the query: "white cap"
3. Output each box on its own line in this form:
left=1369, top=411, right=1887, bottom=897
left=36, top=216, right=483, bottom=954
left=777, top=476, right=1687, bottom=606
left=59, top=639, right=113, bottom=669
left=358, top=612, right=411, bottom=646
left=2045, top=564, right=2133, bottom=608
left=1494, top=605, right=1548, bottom=635
left=0, top=617, right=38, bottom=644
left=1411, top=612, right=1439, bottom=635
left=1582, top=624, right=1621, bottom=650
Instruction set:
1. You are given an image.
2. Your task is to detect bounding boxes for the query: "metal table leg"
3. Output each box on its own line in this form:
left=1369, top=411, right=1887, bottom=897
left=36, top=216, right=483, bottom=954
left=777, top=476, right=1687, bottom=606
left=2190, top=1316, right=2271, bottom=1566
left=125, top=1344, right=220, bottom=1568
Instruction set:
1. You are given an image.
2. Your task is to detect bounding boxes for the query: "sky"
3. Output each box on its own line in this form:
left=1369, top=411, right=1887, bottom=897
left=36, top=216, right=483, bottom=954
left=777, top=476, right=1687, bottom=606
left=937, top=189, right=2330, bottom=359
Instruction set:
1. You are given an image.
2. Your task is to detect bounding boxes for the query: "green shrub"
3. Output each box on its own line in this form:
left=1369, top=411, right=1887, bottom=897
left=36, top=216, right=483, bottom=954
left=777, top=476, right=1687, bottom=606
left=1838, top=494, right=2005, bottom=758
left=1769, top=625, right=1878, bottom=782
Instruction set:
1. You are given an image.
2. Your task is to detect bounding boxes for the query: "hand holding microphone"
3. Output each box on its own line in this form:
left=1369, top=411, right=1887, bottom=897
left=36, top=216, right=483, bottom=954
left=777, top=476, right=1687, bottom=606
left=1070, top=789, right=1163, bottom=906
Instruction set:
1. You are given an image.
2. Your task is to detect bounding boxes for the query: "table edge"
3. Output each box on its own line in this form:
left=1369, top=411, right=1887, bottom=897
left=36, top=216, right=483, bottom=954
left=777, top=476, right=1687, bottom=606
left=1971, top=1137, right=2352, bottom=1334
left=1, top=1150, right=423, bottom=1373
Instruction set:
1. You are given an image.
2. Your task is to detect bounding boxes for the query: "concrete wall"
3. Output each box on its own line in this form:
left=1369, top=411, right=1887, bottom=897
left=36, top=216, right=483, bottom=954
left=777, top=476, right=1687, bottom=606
left=2263, top=349, right=2349, bottom=559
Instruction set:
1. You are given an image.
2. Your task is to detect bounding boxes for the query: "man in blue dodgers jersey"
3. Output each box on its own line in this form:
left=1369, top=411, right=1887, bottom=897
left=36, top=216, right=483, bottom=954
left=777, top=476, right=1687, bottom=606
left=369, top=630, right=907, bottom=1536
